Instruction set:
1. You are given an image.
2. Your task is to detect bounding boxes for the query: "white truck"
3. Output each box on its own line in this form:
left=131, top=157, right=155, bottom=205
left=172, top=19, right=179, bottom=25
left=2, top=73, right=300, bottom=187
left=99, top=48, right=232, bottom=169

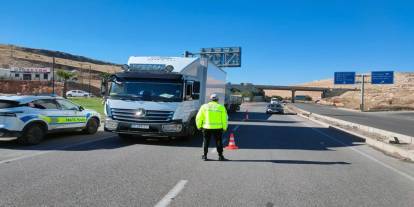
left=224, top=90, right=242, bottom=112
left=102, top=56, right=227, bottom=140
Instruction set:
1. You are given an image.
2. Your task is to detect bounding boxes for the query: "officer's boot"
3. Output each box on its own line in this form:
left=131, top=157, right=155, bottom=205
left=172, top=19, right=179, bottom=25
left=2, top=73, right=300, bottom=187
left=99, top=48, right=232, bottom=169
left=218, top=154, right=228, bottom=161
left=202, top=154, right=207, bottom=161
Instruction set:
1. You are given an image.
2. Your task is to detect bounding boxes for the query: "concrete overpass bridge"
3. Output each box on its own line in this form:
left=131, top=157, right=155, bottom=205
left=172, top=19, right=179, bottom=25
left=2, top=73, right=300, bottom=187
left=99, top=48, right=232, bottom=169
left=231, top=84, right=358, bottom=103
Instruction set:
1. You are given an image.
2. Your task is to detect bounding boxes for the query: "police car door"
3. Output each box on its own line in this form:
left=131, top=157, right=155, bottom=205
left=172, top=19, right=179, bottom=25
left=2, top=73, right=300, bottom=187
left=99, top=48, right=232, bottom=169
left=56, top=99, right=87, bottom=129
left=32, top=98, right=63, bottom=130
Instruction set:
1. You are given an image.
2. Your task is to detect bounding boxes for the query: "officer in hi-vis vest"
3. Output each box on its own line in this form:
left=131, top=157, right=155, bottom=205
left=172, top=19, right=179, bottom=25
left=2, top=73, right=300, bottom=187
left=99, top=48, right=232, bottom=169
left=196, top=94, right=228, bottom=161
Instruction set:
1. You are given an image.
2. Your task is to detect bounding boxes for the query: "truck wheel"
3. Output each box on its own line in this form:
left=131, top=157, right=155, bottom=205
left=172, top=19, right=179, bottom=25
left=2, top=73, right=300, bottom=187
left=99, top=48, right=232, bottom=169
left=18, top=123, right=46, bottom=145
left=83, top=118, right=99, bottom=134
left=181, top=119, right=196, bottom=140
left=68, top=94, right=72, bottom=97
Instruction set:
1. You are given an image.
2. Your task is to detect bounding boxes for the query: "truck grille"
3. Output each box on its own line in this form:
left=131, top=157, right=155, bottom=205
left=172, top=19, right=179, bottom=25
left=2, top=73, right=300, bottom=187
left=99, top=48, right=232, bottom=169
left=111, top=108, right=174, bottom=123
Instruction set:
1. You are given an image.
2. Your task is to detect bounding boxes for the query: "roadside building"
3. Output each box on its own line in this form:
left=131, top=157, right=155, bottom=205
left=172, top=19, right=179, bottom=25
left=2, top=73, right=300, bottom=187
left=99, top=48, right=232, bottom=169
left=0, top=67, right=51, bottom=81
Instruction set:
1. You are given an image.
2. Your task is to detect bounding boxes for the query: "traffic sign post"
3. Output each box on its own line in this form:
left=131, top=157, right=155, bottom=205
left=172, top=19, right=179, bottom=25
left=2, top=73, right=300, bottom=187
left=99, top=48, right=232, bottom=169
left=334, top=71, right=395, bottom=112
left=200, top=47, right=241, bottom=67
left=360, top=75, right=366, bottom=111
left=334, top=72, right=356, bottom=84
left=371, top=71, right=394, bottom=84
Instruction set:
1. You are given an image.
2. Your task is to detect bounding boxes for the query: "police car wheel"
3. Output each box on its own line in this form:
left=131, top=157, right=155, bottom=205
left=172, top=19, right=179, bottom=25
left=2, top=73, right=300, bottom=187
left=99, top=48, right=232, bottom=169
left=18, top=124, right=45, bottom=145
left=83, top=118, right=99, bottom=134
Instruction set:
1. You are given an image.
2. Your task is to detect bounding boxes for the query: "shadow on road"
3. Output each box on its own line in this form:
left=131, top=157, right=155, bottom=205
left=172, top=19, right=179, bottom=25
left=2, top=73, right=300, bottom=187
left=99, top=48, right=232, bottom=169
left=238, top=119, right=299, bottom=124
left=229, top=112, right=272, bottom=121
left=212, top=159, right=350, bottom=165
left=0, top=110, right=364, bottom=152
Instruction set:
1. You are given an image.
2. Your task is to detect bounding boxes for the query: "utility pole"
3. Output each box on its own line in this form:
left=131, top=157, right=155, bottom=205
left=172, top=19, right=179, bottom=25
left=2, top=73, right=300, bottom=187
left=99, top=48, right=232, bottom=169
left=52, top=57, right=55, bottom=94
left=360, top=74, right=365, bottom=112
left=88, top=65, right=92, bottom=94
left=80, top=64, right=84, bottom=90
left=10, top=45, right=13, bottom=58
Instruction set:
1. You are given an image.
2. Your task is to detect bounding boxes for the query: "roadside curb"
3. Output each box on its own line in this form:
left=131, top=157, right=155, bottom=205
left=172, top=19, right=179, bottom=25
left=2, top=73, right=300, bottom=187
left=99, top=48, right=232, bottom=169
left=287, top=105, right=414, bottom=162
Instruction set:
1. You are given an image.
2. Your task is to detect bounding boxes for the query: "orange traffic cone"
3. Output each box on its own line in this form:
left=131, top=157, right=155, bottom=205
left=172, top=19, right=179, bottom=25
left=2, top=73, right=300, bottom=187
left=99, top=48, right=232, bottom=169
left=225, top=133, right=239, bottom=150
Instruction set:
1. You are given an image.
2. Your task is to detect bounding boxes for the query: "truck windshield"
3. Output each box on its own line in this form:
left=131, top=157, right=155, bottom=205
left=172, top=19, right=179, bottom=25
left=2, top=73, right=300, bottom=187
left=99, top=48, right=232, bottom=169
left=109, top=81, right=183, bottom=102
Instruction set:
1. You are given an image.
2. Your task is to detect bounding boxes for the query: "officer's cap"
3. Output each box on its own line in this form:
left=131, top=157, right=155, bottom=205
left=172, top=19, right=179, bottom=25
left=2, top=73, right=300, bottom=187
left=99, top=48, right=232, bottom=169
left=210, top=93, right=219, bottom=101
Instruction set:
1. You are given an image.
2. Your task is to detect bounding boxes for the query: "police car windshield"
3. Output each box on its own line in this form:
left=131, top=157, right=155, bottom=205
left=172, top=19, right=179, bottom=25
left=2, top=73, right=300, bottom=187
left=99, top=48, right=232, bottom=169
left=0, top=100, right=20, bottom=109
left=109, top=81, right=183, bottom=102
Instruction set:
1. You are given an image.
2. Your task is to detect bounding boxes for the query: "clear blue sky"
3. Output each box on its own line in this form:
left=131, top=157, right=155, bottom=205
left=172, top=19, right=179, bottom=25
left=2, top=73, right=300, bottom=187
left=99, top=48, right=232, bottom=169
left=1, top=0, right=413, bottom=85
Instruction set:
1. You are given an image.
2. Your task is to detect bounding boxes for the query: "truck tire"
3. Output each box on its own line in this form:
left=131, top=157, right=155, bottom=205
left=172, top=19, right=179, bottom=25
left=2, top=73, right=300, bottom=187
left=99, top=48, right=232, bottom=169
left=18, top=123, right=46, bottom=145
left=181, top=118, right=197, bottom=140
left=83, top=118, right=99, bottom=134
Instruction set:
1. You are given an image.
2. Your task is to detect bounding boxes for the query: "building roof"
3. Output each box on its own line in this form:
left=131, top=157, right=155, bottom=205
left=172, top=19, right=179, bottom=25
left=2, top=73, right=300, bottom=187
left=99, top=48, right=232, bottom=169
left=0, top=95, right=63, bottom=103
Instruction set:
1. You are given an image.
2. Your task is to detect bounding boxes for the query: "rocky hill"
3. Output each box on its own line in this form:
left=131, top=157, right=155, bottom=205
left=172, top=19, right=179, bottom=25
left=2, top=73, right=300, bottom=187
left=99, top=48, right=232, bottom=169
left=0, top=44, right=121, bottom=73
left=286, top=72, right=414, bottom=111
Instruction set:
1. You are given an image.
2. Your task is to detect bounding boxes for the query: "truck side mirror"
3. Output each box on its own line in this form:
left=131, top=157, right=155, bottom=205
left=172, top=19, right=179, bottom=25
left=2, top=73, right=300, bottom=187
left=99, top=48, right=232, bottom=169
left=185, top=81, right=193, bottom=100
left=192, top=94, right=199, bottom=100
left=185, top=81, right=200, bottom=100
left=193, top=81, right=200, bottom=93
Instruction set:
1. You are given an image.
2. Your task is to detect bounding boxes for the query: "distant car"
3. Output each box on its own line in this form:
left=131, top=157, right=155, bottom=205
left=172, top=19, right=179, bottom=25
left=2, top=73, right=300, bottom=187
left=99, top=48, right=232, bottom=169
left=0, top=95, right=101, bottom=145
left=66, top=90, right=91, bottom=97
left=266, top=103, right=284, bottom=114
left=270, top=98, right=280, bottom=104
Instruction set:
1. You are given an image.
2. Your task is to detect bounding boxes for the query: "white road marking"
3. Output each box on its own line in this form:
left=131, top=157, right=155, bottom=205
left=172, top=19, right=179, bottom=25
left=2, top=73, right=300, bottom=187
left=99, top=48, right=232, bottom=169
left=0, top=135, right=115, bottom=165
left=294, top=116, right=414, bottom=183
left=154, top=180, right=188, bottom=207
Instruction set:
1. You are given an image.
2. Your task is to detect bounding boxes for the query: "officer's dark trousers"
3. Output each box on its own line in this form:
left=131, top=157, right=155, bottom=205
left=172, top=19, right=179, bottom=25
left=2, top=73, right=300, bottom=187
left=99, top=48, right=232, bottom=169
left=202, top=129, right=223, bottom=156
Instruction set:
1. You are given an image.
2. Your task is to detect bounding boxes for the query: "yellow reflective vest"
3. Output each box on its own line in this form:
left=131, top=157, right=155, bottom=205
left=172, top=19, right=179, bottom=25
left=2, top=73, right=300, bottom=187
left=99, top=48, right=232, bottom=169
left=196, top=101, right=228, bottom=131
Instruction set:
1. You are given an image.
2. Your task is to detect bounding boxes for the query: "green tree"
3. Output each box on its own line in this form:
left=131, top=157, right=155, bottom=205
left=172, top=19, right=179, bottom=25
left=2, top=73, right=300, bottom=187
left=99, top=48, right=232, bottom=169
left=57, top=70, right=76, bottom=98
left=241, top=91, right=253, bottom=98
left=99, top=72, right=112, bottom=81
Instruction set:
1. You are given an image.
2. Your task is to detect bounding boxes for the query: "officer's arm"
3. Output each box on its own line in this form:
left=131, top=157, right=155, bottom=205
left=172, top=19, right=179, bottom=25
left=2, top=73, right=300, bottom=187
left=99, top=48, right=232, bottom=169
left=221, top=106, right=228, bottom=131
left=195, top=106, right=204, bottom=130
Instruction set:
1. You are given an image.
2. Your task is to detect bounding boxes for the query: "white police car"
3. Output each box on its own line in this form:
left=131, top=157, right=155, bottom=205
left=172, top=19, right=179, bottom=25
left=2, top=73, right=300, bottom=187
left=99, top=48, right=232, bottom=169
left=0, top=95, right=101, bottom=145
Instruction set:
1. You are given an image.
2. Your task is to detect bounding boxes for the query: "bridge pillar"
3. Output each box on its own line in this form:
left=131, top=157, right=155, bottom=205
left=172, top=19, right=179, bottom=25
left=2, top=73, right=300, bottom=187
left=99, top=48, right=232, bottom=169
left=321, top=90, right=327, bottom=98
left=291, top=90, right=296, bottom=103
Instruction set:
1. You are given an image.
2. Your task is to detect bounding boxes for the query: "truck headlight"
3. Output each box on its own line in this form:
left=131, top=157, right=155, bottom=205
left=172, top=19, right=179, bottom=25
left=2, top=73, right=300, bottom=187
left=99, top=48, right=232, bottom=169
left=105, top=118, right=118, bottom=130
left=162, top=124, right=182, bottom=132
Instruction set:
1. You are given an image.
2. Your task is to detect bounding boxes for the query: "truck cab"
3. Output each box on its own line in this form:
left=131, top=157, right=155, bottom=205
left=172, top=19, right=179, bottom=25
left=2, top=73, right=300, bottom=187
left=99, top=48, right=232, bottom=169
left=103, top=56, right=226, bottom=140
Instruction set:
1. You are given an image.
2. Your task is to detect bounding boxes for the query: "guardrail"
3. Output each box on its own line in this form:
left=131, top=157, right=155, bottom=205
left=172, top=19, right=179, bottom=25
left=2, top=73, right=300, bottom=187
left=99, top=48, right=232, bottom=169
left=287, top=104, right=414, bottom=161
left=291, top=106, right=414, bottom=144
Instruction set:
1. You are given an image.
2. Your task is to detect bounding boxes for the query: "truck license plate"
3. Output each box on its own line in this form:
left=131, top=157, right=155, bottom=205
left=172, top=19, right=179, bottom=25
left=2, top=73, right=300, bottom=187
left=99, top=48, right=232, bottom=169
left=131, top=124, right=150, bottom=129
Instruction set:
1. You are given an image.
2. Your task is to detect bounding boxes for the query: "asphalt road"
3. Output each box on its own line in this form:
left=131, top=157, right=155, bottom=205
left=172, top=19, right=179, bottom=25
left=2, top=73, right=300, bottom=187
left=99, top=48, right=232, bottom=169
left=294, top=102, right=414, bottom=137
left=0, top=102, right=413, bottom=207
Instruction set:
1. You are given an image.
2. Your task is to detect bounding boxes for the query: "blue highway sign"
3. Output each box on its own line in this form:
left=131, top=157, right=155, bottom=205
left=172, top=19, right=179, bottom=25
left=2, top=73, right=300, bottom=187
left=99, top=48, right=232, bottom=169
left=334, top=72, right=356, bottom=84
left=371, top=71, right=394, bottom=84
left=200, top=47, right=241, bottom=67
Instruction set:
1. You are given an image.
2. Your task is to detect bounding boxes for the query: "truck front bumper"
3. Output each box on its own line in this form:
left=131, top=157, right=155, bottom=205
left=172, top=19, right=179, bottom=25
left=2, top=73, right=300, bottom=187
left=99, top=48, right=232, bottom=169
left=104, top=118, right=187, bottom=137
